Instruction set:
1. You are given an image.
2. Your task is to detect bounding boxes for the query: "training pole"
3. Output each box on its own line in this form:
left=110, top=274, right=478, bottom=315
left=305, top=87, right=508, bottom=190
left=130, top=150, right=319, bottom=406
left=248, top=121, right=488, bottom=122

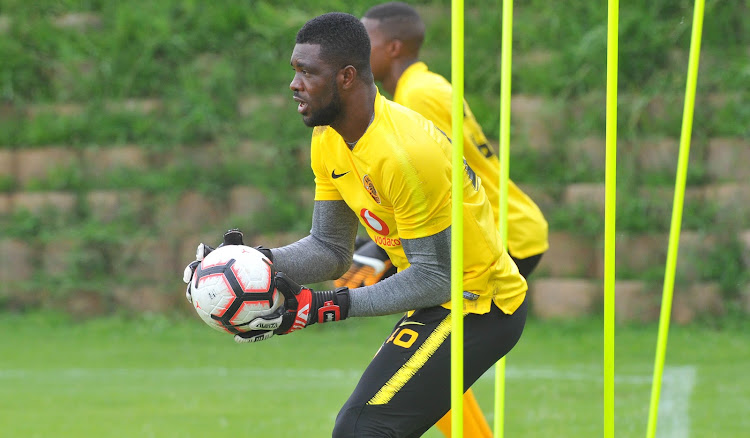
left=604, top=0, right=619, bottom=437
left=494, top=0, right=513, bottom=437
left=645, top=1, right=705, bottom=437
left=450, top=1, right=465, bottom=437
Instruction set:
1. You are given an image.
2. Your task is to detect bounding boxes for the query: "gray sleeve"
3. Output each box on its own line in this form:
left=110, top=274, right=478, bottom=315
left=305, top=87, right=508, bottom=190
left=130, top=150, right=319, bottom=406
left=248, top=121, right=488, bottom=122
left=347, top=227, right=452, bottom=317
left=269, top=200, right=358, bottom=284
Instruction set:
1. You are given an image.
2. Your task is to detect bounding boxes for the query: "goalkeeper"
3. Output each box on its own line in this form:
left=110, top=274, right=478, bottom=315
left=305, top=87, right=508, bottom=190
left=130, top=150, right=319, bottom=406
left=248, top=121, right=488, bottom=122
left=185, top=12, right=528, bottom=437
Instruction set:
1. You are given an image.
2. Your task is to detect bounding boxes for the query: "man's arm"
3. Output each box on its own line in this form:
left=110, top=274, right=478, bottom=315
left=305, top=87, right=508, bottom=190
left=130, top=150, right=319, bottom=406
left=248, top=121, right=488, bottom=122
left=231, top=212, right=451, bottom=344
left=270, top=200, right=452, bottom=317
left=269, top=200, right=359, bottom=284
left=347, top=226, right=452, bottom=317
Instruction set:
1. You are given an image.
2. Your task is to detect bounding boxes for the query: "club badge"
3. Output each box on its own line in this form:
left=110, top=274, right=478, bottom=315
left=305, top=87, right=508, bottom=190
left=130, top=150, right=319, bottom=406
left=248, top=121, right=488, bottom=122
left=363, top=174, right=381, bottom=204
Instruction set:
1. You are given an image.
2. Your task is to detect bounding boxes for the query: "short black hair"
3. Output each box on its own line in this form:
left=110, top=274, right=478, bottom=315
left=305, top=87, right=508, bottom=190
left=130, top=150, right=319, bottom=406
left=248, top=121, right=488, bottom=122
left=296, top=12, right=373, bottom=82
left=363, top=2, right=424, bottom=52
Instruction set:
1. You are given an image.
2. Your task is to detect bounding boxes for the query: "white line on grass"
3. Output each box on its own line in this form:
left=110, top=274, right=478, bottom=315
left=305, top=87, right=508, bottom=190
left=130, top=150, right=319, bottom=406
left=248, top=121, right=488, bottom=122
left=656, top=366, right=695, bottom=438
left=482, top=366, right=655, bottom=383
left=0, top=366, right=363, bottom=381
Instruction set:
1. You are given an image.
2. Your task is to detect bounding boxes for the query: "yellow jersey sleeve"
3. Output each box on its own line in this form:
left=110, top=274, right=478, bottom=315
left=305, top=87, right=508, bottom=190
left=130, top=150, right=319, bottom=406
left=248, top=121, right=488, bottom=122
left=378, top=118, right=453, bottom=240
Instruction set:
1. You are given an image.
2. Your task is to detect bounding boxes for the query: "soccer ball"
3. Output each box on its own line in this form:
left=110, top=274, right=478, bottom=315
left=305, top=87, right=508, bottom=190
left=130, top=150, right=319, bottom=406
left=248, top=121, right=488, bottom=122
left=189, top=245, right=283, bottom=335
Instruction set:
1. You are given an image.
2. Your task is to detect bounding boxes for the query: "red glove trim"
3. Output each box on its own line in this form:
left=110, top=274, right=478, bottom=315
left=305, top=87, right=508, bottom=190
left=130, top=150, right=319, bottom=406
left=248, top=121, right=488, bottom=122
left=286, top=288, right=313, bottom=334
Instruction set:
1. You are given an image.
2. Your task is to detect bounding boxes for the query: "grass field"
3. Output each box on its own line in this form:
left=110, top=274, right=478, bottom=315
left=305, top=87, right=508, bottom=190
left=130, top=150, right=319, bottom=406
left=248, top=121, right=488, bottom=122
left=0, top=311, right=747, bottom=437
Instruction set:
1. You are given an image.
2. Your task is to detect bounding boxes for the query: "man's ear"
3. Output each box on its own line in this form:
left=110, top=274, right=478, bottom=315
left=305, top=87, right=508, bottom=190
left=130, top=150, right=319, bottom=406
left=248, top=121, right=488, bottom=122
left=340, top=65, right=357, bottom=90
left=387, top=39, right=403, bottom=58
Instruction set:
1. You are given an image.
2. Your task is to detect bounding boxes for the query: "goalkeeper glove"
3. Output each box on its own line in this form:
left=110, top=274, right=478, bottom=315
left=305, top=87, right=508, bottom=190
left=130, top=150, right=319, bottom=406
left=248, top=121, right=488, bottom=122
left=234, top=272, right=350, bottom=343
left=334, top=239, right=396, bottom=289
left=182, top=228, right=272, bottom=303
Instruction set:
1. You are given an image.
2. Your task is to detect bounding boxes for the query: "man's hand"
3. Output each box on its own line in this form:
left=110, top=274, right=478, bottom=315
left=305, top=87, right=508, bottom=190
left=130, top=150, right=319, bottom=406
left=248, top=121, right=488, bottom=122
left=229, top=311, right=285, bottom=343
left=182, top=229, right=245, bottom=303
left=234, top=272, right=350, bottom=344
left=334, top=239, right=397, bottom=289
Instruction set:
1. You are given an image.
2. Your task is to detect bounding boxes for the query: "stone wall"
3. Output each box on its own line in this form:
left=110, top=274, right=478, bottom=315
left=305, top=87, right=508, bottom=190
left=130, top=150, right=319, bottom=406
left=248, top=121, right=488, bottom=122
left=2, top=121, right=748, bottom=322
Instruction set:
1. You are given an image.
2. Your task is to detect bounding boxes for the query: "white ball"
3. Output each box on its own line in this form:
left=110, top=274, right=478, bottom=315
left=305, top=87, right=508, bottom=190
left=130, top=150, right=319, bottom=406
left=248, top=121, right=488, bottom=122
left=189, top=245, right=282, bottom=335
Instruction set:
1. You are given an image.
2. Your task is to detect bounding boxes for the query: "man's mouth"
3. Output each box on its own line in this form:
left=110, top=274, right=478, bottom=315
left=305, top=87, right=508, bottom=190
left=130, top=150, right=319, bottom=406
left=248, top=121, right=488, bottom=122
left=293, top=96, right=308, bottom=114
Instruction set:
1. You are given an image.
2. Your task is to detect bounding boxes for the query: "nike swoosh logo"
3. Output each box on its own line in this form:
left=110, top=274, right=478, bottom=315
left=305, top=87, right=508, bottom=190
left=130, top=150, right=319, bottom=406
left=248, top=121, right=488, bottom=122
left=331, top=170, right=350, bottom=179
left=399, top=321, right=425, bottom=327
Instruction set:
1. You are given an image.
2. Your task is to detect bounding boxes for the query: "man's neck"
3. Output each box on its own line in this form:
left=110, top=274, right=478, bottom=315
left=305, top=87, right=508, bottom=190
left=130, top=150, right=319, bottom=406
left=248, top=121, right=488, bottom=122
left=383, top=57, right=419, bottom=96
left=332, top=82, right=378, bottom=145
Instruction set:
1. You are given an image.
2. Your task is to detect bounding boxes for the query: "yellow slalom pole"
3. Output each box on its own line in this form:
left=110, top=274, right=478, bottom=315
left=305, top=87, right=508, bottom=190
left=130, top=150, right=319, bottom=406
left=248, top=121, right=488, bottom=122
left=494, top=0, right=513, bottom=437
left=450, top=1, right=465, bottom=437
left=603, top=0, right=619, bottom=437
left=646, top=1, right=705, bottom=437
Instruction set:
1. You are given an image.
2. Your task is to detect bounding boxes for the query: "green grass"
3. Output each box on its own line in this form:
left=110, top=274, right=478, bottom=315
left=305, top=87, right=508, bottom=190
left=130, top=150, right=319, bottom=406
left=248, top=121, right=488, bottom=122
left=0, top=311, right=747, bottom=437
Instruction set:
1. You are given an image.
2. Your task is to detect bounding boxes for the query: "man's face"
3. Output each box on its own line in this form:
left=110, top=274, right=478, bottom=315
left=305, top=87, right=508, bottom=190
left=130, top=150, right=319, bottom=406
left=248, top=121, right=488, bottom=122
left=289, top=43, right=342, bottom=127
left=361, top=18, right=389, bottom=83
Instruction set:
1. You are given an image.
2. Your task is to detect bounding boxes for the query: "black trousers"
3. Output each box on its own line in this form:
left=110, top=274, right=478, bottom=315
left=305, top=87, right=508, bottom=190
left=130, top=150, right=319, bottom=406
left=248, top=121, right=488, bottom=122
left=511, top=252, right=543, bottom=279
left=332, top=298, right=528, bottom=437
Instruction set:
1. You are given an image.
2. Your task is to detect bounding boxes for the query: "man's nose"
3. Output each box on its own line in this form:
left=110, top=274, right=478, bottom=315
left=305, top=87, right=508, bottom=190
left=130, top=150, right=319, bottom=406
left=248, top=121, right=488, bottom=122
left=290, top=74, right=301, bottom=91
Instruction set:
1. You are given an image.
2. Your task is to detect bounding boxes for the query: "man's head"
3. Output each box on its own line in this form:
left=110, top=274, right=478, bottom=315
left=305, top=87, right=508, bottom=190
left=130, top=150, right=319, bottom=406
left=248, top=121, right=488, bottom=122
left=361, top=2, right=424, bottom=83
left=290, top=12, right=374, bottom=127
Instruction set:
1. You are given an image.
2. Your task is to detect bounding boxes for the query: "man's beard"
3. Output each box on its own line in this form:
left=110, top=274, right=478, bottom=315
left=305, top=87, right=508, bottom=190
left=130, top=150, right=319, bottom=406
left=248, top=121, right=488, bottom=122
left=303, top=79, right=341, bottom=127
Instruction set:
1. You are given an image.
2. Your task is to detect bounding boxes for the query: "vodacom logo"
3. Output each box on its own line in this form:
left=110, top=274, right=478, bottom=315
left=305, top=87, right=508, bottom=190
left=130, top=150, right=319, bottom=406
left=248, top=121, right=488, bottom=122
left=360, top=209, right=390, bottom=236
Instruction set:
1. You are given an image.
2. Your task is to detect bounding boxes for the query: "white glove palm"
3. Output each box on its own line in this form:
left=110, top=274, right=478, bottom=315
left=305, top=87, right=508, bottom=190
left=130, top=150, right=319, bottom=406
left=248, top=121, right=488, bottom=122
left=182, top=242, right=215, bottom=304
left=182, top=229, right=245, bottom=303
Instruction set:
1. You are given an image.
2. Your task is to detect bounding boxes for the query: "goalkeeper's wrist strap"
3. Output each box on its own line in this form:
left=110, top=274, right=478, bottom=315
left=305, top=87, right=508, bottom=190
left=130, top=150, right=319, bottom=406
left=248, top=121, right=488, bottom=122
left=311, top=287, right=350, bottom=324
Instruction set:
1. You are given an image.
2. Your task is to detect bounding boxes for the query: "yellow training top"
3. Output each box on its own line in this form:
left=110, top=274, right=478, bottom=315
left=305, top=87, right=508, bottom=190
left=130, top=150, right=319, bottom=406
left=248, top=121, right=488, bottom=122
left=311, top=92, right=527, bottom=315
left=394, top=62, right=549, bottom=259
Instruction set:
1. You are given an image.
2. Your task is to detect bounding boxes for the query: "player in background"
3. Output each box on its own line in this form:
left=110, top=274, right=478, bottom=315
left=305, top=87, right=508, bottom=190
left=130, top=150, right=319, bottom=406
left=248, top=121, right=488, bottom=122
left=335, top=3, right=551, bottom=436
left=185, top=12, right=528, bottom=437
